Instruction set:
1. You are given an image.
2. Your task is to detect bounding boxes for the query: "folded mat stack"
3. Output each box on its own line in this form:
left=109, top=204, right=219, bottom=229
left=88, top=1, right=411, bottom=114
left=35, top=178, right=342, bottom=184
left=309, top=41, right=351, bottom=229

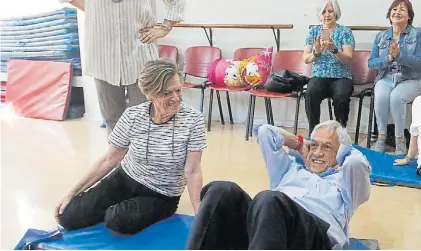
left=15, top=214, right=380, bottom=250
left=0, top=8, right=81, bottom=77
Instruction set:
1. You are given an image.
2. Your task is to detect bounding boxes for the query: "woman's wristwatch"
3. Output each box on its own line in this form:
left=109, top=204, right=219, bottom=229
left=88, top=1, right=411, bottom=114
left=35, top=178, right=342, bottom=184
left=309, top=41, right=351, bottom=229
left=332, top=47, right=338, bottom=54
left=404, top=155, right=416, bottom=164
left=313, top=50, right=321, bottom=58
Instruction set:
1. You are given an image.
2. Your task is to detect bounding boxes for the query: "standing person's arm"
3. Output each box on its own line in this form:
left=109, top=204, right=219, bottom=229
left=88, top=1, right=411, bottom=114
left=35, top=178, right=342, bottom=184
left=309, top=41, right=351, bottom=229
left=59, top=0, right=85, bottom=11
left=162, top=0, right=185, bottom=25
left=139, top=0, right=185, bottom=43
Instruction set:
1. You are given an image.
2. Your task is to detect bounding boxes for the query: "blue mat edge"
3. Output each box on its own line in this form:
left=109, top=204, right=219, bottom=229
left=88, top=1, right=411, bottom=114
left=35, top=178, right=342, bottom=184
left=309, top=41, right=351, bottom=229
left=353, top=145, right=421, bottom=188
left=15, top=214, right=379, bottom=250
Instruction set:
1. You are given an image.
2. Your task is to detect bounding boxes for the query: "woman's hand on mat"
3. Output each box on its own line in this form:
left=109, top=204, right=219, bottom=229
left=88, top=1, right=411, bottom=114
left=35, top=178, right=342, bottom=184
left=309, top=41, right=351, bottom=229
left=139, top=26, right=170, bottom=44
left=54, top=195, right=73, bottom=221
left=393, top=157, right=410, bottom=166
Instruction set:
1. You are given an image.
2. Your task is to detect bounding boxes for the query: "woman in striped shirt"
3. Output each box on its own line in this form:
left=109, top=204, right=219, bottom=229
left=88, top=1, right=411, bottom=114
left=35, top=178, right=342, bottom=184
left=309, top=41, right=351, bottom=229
left=55, top=58, right=207, bottom=234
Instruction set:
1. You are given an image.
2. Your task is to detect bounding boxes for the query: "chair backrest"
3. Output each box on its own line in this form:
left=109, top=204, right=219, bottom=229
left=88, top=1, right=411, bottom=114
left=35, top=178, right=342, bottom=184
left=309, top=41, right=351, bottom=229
left=158, top=45, right=178, bottom=62
left=351, top=50, right=377, bottom=85
left=272, top=50, right=312, bottom=77
left=184, top=46, right=222, bottom=78
left=233, top=48, right=265, bottom=60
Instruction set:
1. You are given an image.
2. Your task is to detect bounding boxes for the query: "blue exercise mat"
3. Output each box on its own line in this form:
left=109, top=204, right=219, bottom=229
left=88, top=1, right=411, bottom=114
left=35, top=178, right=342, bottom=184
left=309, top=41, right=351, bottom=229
left=1, top=14, right=77, bottom=27
left=353, top=145, right=421, bottom=188
left=0, top=24, right=78, bottom=38
left=1, top=34, right=79, bottom=44
left=0, top=8, right=76, bottom=23
left=0, top=29, right=78, bottom=41
left=2, top=38, right=80, bottom=47
left=15, top=214, right=379, bottom=250
left=0, top=19, right=78, bottom=32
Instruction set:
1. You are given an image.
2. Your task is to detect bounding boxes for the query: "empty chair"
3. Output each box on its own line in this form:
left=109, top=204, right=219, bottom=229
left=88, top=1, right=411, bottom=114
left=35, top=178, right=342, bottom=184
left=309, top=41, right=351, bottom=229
left=245, top=50, right=310, bottom=140
left=182, top=46, right=222, bottom=112
left=158, top=45, right=178, bottom=62
left=352, top=50, right=377, bottom=147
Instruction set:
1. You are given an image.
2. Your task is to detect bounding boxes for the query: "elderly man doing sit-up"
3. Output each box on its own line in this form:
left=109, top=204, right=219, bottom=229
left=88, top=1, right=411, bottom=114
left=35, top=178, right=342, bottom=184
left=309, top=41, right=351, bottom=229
left=187, top=120, right=371, bottom=250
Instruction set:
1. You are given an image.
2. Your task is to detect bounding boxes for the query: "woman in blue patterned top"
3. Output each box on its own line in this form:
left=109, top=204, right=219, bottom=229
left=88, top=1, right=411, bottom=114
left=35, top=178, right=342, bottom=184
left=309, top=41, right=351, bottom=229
left=303, top=0, right=355, bottom=135
left=368, top=0, right=421, bottom=156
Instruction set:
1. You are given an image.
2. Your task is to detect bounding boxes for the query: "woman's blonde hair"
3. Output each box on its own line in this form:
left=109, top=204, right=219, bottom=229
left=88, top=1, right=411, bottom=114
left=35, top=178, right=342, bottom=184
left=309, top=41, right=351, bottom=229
left=138, top=58, right=182, bottom=98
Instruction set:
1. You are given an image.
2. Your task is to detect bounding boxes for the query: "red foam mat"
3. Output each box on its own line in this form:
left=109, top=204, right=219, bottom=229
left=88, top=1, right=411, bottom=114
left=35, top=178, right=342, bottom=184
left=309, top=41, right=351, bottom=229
left=6, top=59, right=72, bottom=121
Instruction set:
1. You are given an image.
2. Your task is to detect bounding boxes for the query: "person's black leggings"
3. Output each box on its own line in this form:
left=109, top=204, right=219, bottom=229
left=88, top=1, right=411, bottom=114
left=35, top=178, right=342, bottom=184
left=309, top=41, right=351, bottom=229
left=57, top=166, right=180, bottom=234
left=186, top=181, right=332, bottom=250
left=305, top=77, right=354, bottom=135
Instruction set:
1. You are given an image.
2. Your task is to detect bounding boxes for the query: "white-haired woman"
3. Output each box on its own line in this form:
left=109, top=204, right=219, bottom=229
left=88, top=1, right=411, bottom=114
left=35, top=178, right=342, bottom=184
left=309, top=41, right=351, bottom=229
left=54, top=58, right=206, bottom=234
left=394, top=95, right=421, bottom=175
left=303, top=0, right=355, bottom=135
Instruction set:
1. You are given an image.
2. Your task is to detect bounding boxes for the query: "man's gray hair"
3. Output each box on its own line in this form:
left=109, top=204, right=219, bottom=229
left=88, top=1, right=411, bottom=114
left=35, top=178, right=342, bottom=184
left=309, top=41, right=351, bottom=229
left=310, top=120, right=352, bottom=145
left=316, top=0, right=342, bottom=21
left=138, top=58, right=182, bottom=98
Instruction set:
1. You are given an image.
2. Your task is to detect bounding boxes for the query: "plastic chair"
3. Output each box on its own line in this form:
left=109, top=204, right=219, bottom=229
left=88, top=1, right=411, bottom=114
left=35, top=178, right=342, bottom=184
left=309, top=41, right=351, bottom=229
left=351, top=50, right=377, bottom=147
left=207, top=47, right=265, bottom=132
left=245, top=50, right=311, bottom=140
left=158, top=45, right=178, bottom=62
left=182, top=46, right=222, bottom=112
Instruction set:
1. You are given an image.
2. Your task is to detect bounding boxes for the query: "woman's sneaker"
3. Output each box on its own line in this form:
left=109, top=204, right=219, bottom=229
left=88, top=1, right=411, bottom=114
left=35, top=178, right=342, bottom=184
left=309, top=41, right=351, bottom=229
left=395, top=137, right=408, bottom=156
left=374, top=139, right=386, bottom=152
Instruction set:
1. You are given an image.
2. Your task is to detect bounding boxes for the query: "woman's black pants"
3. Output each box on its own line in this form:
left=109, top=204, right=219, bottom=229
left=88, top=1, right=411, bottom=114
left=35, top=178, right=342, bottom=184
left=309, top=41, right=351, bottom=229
left=305, top=77, right=354, bottom=135
left=57, top=167, right=180, bottom=234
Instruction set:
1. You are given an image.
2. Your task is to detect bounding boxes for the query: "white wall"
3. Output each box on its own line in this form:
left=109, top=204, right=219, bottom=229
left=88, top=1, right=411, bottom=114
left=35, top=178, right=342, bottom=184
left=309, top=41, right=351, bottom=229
left=157, top=0, right=420, bottom=132
left=2, top=0, right=420, bottom=132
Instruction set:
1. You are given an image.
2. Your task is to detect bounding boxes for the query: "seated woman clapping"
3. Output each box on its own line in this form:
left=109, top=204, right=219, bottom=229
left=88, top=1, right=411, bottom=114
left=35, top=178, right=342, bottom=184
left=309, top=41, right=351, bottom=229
left=303, top=0, right=355, bottom=135
left=55, top=58, right=206, bottom=234
left=368, top=0, right=421, bottom=156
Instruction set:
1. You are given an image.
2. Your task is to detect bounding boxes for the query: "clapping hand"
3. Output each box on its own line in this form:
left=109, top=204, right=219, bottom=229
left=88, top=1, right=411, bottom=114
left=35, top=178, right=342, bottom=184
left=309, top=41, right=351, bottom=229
left=313, top=36, right=323, bottom=54
left=389, top=41, right=400, bottom=58
left=321, top=39, right=335, bottom=52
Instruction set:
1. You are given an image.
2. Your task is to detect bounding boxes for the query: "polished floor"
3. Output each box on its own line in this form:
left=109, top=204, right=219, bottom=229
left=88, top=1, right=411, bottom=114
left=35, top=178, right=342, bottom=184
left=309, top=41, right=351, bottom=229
left=1, top=106, right=421, bottom=249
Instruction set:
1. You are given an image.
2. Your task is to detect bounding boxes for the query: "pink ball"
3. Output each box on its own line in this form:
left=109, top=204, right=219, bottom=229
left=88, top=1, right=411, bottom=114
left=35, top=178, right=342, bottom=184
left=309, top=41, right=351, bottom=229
left=207, top=59, right=231, bottom=85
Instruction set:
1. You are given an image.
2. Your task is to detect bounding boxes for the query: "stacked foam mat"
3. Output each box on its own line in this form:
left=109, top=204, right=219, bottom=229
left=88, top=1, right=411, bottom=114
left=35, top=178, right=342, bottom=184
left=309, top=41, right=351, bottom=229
left=0, top=8, right=82, bottom=76
left=0, top=8, right=85, bottom=120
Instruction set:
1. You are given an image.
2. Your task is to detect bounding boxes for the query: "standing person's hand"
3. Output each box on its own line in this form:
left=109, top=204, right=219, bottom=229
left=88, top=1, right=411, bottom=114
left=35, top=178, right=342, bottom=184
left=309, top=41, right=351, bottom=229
left=139, top=26, right=170, bottom=44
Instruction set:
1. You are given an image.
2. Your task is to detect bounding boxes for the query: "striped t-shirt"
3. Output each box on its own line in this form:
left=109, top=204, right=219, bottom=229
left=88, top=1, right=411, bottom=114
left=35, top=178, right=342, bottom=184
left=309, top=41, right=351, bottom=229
left=108, top=102, right=206, bottom=197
